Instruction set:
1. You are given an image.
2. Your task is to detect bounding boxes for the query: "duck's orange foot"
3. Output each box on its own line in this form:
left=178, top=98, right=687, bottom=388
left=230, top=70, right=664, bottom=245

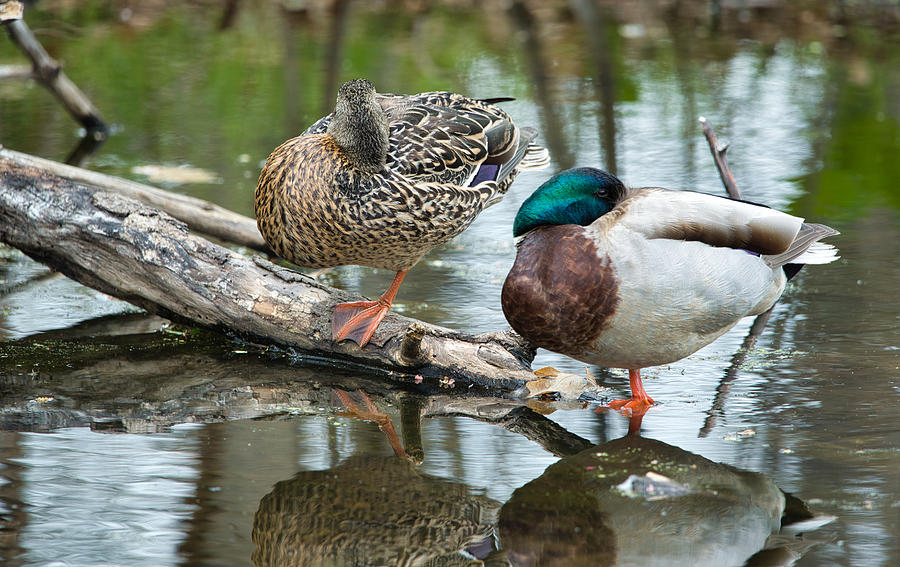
left=332, top=300, right=390, bottom=347
left=605, top=396, right=655, bottom=416
left=601, top=369, right=655, bottom=416
left=332, top=269, right=408, bottom=347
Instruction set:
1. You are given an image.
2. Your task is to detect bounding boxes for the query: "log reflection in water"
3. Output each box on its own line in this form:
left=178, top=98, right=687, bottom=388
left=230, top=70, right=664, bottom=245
left=0, top=316, right=589, bottom=453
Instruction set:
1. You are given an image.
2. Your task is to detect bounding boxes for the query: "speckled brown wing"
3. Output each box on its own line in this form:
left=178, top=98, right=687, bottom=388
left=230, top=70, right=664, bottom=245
left=305, top=91, right=519, bottom=187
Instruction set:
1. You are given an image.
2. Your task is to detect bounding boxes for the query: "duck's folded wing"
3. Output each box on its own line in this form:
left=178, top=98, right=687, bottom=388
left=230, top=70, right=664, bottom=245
left=379, top=176, right=503, bottom=245
left=385, top=98, right=521, bottom=185
left=394, top=93, right=549, bottom=174
left=615, top=189, right=806, bottom=255
left=386, top=112, right=490, bottom=184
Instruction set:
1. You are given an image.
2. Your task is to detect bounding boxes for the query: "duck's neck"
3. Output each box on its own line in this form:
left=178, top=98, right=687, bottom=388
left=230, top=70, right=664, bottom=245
left=327, top=97, right=389, bottom=174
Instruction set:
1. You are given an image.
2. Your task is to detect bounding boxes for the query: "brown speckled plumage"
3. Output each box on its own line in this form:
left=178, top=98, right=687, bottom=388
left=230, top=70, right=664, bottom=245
left=255, top=79, right=542, bottom=274
left=256, top=134, right=503, bottom=272
left=501, top=224, right=619, bottom=357
left=251, top=455, right=499, bottom=566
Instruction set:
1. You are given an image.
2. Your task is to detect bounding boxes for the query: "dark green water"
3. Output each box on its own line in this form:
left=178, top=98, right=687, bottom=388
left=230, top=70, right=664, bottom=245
left=1, top=2, right=898, bottom=566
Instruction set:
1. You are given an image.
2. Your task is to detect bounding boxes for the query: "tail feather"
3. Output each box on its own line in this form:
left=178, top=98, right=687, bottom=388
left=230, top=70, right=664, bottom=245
left=519, top=143, right=551, bottom=171
left=497, top=126, right=549, bottom=183
left=764, top=222, right=840, bottom=269
left=792, top=242, right=840, bottom=264
left=470, top=127, right=547, bottom=197
left=478, top=96, right=516, bottom=105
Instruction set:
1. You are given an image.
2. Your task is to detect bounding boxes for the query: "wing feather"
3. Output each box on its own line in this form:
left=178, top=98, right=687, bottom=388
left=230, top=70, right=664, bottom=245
left=613, top=189, right=804, bottom=255
left=762, top=223, right=840, bottom=268
left=303, top=90, right=534, bottom=187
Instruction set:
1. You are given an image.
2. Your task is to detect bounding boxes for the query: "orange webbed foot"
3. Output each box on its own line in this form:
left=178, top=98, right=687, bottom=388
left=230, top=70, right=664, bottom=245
left=331, top=269, right=409, bottom=347
left=332, top=300, right=390, bottom=347
left=606, top=396, right=655, bottom=416
left=602, top=369, right=655, bottom=416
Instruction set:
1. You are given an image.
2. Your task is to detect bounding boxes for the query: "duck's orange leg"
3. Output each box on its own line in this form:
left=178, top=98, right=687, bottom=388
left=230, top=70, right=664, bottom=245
left=607, top=369, right=656, bottom=415
left=332, top=270, right=408, bottom=347
left=334, top=389, right=409, bottom=459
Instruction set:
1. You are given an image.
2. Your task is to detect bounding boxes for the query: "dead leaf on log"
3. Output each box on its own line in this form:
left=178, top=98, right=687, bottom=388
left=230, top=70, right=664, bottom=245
left=524, top=367, right=609, bottom=400
left=533, top=366, right=560, bottom=378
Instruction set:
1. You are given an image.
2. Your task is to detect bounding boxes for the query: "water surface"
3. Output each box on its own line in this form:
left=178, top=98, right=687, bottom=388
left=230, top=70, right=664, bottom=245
left=1, top=2, right=898, bottom=566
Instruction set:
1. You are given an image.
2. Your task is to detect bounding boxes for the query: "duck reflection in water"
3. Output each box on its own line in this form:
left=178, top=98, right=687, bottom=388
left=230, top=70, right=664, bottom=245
left=497, top=413, right=831, bottom=567
left=251, top=390, right=501, bottom=567
left=251, top=453, right=500, bottom=566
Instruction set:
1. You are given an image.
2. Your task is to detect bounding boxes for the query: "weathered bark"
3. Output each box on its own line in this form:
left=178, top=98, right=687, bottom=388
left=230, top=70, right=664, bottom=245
left=2, top=148, right=268, bottom=251
left=0, top=149, right=542, bottom=392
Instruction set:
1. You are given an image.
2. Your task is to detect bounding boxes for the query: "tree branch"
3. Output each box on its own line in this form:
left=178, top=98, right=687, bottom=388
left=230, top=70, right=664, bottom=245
left=699, top=116, right=742, bottom=200
left=4, top=15, right=108, bottom=133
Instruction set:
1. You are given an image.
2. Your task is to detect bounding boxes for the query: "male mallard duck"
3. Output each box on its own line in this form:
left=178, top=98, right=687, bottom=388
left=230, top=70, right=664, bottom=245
left=256, top=78, right=546, bottom=347
left=501, top=167, right=839, bottom=413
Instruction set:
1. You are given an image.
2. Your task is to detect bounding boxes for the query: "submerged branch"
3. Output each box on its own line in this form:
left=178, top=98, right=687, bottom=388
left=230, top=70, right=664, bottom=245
left=697, top=117, right=773, bottom=436
left=699, top=306, right=774, bottom=438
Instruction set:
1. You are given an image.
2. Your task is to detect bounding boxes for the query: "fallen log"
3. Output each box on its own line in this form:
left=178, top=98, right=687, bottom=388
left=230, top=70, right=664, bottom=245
left=1, top=147, right=268, bottom=251
left=0, top=148, right=563, bottom=393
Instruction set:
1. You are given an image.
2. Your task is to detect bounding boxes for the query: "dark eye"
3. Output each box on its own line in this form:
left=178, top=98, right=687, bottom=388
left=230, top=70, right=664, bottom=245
left=594, top=188, right=607, bottom=198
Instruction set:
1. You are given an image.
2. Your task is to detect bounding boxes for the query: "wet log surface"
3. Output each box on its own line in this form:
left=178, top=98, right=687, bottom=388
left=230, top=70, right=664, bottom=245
left=0, top=148, right=549, bottom=393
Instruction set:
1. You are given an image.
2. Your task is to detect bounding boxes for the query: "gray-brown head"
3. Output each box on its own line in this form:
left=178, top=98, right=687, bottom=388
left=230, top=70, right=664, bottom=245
left=327, top=78, right=390, bottom=174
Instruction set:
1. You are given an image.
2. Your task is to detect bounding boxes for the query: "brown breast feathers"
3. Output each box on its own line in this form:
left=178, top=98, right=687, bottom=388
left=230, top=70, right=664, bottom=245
left=501, top=225, right=619, bottom=356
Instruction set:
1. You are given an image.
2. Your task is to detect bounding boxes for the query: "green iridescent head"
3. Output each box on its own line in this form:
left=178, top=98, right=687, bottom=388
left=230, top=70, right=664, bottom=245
left=512, top=167, right=626, bottom=237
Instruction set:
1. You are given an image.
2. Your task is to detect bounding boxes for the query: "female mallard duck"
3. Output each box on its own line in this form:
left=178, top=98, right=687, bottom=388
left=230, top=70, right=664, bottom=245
left=256, top=78, right=546, bottom=347
left=501, top=167, right=839, bottom=413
